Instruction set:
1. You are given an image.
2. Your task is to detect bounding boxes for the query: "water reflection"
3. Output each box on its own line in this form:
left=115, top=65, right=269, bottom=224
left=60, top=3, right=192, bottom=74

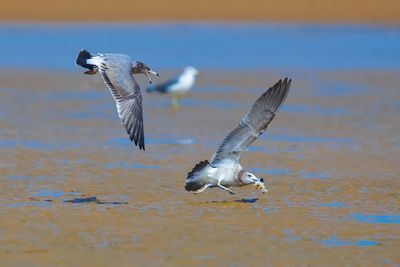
left=300, top=171, right=332, bottom=179
left=350, top=213, right=400, bottom=224
left=322, top=235, right=378, bottom=247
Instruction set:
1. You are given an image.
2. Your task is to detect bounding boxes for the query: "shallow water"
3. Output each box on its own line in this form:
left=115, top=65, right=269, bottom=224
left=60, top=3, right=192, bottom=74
left=1, top=24, right=400, bottom=70
left=0, top=24, right=400, bottom=266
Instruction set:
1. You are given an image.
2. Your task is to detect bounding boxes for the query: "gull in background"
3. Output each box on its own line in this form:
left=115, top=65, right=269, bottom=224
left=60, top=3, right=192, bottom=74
left=147, top=66, right=199, bottom=110
left=76, top=49, right=159, bottom=150
left=185, top=78, right=292, bottom=195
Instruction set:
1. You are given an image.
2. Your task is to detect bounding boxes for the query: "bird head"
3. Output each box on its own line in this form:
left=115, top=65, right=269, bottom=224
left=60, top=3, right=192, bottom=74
left=183, top=66, right=199, bottom=77
left=243, top=172, right=268, bottom=193
left=132, top=61, right=159, bottom=84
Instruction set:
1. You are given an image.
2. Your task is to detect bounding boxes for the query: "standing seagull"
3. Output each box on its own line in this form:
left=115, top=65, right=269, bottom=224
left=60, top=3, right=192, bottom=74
left=185, top=78, right=291, bottom=194
left=147, top=66, right=199, bottom=110
left=76, top=50, right=158, bottom=150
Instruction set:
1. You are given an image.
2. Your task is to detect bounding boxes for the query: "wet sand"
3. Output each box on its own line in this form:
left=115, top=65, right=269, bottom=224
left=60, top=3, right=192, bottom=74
left=0, top=69, right=399, bottom=266
left=1, top=0, right=400, bottom=23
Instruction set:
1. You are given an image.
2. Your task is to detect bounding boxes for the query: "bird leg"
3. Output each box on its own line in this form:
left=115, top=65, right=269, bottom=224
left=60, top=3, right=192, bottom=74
left=217, top=181, right=235, bottom=195
left=84, top=69, right=98, bottom=75
left=194, top=183, right=212, bottom=194
left=171, top=96, right=180, bottom=111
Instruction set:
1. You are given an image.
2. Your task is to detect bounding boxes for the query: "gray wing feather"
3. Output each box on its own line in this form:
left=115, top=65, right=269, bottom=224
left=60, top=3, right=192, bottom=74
left=211, top=78, right=291, bottom=165
left=98, top=56, right=145, bottom=150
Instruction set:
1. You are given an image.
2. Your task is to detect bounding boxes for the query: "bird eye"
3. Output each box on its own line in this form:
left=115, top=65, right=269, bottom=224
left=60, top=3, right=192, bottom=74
left=247, top=174, right=251, bottom=177
left=260, top=178, right=264, bottom=182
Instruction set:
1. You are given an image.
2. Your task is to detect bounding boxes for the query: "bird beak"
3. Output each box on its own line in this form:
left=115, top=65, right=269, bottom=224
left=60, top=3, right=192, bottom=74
left=149, top=69, right=159, bottom=77
left=145, top=69, right=159, bottom=84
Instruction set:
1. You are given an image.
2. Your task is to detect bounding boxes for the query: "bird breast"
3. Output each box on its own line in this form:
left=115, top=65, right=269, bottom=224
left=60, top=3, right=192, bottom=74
left=177, top=74, right=195, bottom=90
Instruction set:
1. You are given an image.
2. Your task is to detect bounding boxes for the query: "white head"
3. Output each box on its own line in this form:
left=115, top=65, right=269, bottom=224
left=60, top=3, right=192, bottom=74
left=183, top=66, right=199, bottom=77
left=241, top=171, right=268, bottom=193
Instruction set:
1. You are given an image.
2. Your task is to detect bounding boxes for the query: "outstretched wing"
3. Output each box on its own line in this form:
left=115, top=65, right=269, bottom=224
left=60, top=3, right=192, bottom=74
left=98, top=55, right=145, bottom=150
left=211, top=78, right=291, bottom=165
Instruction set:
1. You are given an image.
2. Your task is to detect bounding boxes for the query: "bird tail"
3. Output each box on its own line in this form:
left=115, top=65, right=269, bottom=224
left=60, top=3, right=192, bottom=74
left=146, top=84, right=167, bottom=94
left=76, top=49, right=98, bottom=74
left=185, top=160, right=212, bottom=191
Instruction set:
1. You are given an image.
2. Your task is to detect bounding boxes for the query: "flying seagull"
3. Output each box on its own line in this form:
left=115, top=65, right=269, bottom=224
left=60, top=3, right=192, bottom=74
left=147, top=66, right=199, bottom=110
left=76, top=50, right=158, bottom=150
left=185, top=78, right=292, bottom=195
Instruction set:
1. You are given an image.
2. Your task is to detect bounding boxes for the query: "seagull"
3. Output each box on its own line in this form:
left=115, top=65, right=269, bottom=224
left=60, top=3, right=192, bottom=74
left=76, top=49, right=159, bottom=150
left=185, top=78, right=292, bottom=195
left=147, top=66, right=199, bottom=110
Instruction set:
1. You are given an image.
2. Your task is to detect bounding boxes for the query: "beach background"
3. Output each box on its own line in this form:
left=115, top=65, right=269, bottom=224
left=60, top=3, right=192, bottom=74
left=0, top=1, right=399, bottom=267
left=1, top=0, right=399, bottom=23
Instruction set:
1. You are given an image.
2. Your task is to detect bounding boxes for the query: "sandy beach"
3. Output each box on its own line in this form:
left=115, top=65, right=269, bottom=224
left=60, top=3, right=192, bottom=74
left=1, top=67, right=399, bottom=266
left=0, top=13, right=399, bottom=267
left=0, top=0, right=399, bottom=23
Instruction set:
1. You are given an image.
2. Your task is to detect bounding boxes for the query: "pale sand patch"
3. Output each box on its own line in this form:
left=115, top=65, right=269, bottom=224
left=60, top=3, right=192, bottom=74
left=0, top=0, right=399, bottom=23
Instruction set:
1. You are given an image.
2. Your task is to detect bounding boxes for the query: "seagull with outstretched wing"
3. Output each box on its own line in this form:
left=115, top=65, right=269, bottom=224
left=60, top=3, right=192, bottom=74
left=76, top=50, right=158, bottom=150
left=185, top=78, right=292, bottom=194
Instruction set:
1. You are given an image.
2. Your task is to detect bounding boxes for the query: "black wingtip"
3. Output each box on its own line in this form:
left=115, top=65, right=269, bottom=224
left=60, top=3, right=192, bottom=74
left=128, top=132, right=145, bottom=151
left=126, top=119, right=145, bottom=151
left=185, top=160, right=210, bottom=191
left=139, top=140, right=145, bottom=151
left=76, top=49, right=97, bottom=72
left=272, top=77, right=292, bottom=113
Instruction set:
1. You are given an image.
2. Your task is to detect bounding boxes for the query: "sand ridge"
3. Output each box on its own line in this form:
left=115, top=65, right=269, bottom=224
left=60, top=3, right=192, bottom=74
left=1, top=0, right=400, bottom=23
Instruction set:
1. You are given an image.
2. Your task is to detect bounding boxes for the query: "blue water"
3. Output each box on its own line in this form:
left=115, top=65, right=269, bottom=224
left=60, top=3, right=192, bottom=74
left=350, top=213, right=400, bottom=224
left=301, top=171, right=332, bottom=179
left=320, top=202, right=350, bottom=208
left=1, top=23, right=399, bottom=70
left=322, top=235, right=378, bottom=247
left=33, top=189, right=80, bottom=198
left=109, top=137, right=196, bottom=146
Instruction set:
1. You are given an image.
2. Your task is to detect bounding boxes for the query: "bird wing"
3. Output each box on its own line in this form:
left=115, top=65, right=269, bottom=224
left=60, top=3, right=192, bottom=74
left=98, top=55, right=145, bottom=150
left=211, top=78, right=291, bottom=165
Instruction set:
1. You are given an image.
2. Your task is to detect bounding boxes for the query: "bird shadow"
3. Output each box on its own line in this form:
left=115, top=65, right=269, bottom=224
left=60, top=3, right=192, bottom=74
left=206, top=198, right=259, bottom=204
left=63, top=196, right=128, bottom=205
